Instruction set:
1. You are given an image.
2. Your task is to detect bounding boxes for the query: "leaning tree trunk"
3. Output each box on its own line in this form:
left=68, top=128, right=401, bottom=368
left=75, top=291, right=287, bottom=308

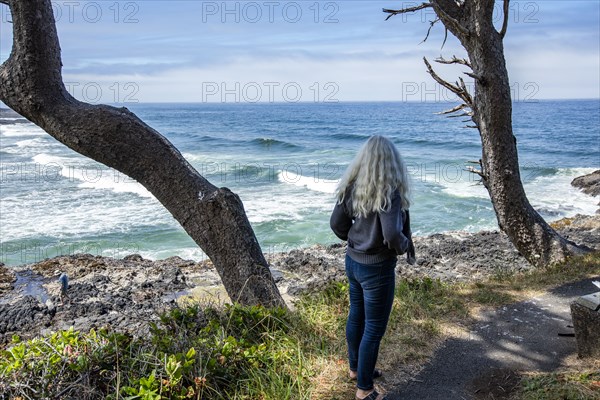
left=386, top=0, right=587, bottom=266
left=0, top=0, right=285, bottom=307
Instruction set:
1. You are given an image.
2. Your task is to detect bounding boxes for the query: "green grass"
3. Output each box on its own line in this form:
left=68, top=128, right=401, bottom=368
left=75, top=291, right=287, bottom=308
left=1, top=252, right=599, bottom=399
left=514, top=368, right=600, bottom=400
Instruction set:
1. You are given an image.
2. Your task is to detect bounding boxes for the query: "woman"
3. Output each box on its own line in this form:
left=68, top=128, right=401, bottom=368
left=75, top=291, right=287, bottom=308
left=330, top=135, right=412, bottom=400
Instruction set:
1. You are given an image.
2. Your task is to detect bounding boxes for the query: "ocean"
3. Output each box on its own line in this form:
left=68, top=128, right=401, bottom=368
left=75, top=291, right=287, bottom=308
left=0, top=100, right=598, bottom=267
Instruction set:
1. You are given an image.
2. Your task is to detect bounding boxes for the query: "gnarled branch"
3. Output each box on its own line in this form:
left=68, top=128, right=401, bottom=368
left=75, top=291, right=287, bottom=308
left=424, top=57, right=473, bottom=107
left=436, top=103, right=467, bottom=115
left=383, top=3, right=432, bottom=20
left=449, top=113, right=473, bottom=119
left=456, top=77, right=472, bottom=104
left=424, top=57, right=462, bottom=93
left=386, top=0, right=588, bottom=266
left=435, top=55, right=472, bottom=69
left=466, top=160, right=487, bottom=182
left=441, top=26, right=449, bottom=48
left=422, top=17, right=441, bottom=44
left=499, top=0, right=510, bottom=38
left=464, top=71, right=485, bottom=84
left=0, top=0, right=284, bottom=307
left=466, top=166, right=485, bottom=179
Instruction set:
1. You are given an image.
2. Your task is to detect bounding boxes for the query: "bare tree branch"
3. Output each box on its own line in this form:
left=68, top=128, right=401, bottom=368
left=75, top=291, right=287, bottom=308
left=424, top=57, right=473, bottom=106
left=436, top=103, right=467, bottom=115
left=442, top=26, right=449, bottom=48
left=383, top=3, right=432, bottom=21
left=465, top=159, right=487, bottom=181
left=1, top=0, right=285, bottom=307
left=421, top=17, right=441, bottom=43
left=382, top=3, right=445, bottom=44
left=382, top=2, right=461, bottom=47
left=466, top=166, right=486, bottom=179
left=435, top=55, right=472, bottom=69
left=387, top=0, right=588, bottom=265
left=457, top=77, right=473, bottom=104
left=464, top=71, right=484, bottom=82
left=499, top=0, right=510, bottom=38
left=424, top=57, right=461, bottom=93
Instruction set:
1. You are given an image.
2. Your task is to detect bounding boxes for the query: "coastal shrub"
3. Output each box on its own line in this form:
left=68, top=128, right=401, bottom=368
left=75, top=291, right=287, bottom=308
left=0, top=302, right=309, bottom=400
left=5, top=256, right=596, bottom=399
left=0, top=327, right=133, bottom=399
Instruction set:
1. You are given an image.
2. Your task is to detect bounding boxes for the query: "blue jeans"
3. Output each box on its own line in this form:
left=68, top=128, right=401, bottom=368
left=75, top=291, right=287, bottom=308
left=345, top=254, right=396, bottom=390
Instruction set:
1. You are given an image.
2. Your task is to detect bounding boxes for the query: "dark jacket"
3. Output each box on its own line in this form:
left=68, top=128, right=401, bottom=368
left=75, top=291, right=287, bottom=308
left=330, top=190, right=415, bottom=265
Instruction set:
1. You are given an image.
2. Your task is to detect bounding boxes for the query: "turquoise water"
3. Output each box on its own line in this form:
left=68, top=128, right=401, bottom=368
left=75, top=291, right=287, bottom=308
left=1, top=100, right=598, bottom=266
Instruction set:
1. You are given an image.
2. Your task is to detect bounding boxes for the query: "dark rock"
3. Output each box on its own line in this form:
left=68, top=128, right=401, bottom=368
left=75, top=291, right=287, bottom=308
left=270, top=268, right=284, bottom=283
left=0, top=214, right=598, bottom=343
left=572, top=170, right=600, bottom=197
left=123, top=254, right=145, bottom=262
left=0, top=264, right=16, bottom=295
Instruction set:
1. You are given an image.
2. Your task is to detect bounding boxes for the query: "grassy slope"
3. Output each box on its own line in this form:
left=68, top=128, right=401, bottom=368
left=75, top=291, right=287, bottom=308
left=1, top=252, right=599, bottom=399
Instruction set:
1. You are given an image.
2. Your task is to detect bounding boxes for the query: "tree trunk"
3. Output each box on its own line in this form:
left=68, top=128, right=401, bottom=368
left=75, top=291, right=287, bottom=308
left=0, top=0, right=285, bottom=307
left=392, top=0, right=588, bottom=267
left=451, top=0, right=586, bottom=266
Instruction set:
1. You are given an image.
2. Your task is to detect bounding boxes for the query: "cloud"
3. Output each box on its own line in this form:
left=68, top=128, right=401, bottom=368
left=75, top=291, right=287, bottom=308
left=2, top=1, right=599, bottom=101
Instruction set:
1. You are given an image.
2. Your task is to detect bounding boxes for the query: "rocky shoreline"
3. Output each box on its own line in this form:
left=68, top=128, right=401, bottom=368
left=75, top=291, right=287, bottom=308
left=572, top=169, right=600, bottom=212
left=1, top=169, right=599, bottom=344
left=0, top=213, right=598, bottom=345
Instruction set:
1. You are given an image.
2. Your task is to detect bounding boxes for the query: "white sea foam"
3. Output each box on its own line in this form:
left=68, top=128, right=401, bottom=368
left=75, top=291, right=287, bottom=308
left=3, top=137, right=56, bottom=155
left=438, top=166, right=598, bottom=219
left=0, top=123, right=46, bottom=137
left=277, top=170, right=338, bottom=194
left=140, top=247, right=208, bottom=263
left=0, top=187, right=171, bottom=244
left=31, top=153, right=154, bottom=198
left=234, top=170, right=339, bottom=225
left=182, top=152, right=204, bottom=163
left=77, top=174, right=154, bottom=199
left=15, top=138, right=46, bottom=148
left=31, top=153, right=72, bottom=165
left=240, top=179, right=336, bottom=225
left=525, top=167, right=598, bottom=219
left=241, top=188, right=310, bottom=224
left=434, top=166, right=489, bottom=199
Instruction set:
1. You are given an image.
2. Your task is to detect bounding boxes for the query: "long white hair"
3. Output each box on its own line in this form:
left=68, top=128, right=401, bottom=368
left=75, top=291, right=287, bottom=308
left=336, top=135, right=410, bottom=217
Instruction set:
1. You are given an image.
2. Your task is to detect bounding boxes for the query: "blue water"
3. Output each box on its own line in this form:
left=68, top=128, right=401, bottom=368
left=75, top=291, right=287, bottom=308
left=1, top=100, right=598, bottom=266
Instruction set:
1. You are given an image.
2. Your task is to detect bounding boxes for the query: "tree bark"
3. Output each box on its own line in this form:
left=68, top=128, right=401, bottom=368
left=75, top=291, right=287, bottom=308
left=0, top=0, right=285, bottom=307
left=386, top=0, right=588, bottom=266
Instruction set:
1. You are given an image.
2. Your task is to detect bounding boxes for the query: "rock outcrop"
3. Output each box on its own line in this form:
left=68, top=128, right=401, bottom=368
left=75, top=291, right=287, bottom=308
left=0, top=214, right=598, bottom=344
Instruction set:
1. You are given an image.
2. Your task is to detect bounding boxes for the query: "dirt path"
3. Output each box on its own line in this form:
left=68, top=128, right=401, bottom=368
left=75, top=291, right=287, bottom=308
left=387, top=277, right=600, bottom=400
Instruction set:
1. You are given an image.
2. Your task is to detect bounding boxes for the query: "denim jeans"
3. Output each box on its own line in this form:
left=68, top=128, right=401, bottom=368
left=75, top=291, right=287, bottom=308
left=345, top=253, right=396, bottom=390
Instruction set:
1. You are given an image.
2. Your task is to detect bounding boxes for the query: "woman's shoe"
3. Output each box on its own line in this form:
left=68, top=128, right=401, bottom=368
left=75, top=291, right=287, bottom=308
left=356, top=389, right=388, bottom=400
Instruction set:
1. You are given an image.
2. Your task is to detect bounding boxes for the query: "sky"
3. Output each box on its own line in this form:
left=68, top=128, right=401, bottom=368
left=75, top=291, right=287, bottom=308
left=0, top=0, right=599, bottom=103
